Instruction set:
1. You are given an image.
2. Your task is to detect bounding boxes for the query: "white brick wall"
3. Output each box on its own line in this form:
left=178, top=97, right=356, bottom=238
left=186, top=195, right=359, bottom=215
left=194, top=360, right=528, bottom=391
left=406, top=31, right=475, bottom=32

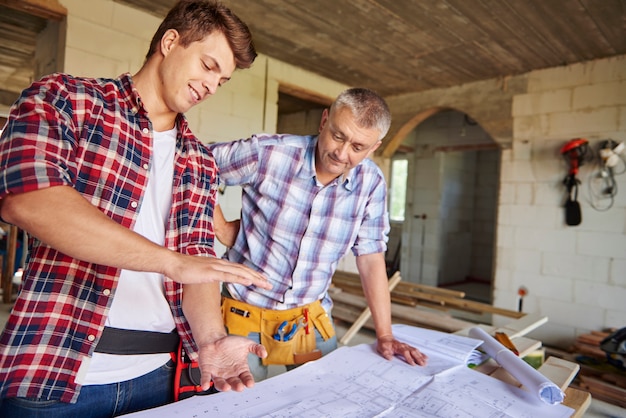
left=496, top=55, right=626, bottom=348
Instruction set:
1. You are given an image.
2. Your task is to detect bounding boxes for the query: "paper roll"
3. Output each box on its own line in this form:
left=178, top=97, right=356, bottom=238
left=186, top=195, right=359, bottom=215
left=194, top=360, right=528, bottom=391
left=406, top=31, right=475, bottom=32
left=468, top=327, right=565, bottom=405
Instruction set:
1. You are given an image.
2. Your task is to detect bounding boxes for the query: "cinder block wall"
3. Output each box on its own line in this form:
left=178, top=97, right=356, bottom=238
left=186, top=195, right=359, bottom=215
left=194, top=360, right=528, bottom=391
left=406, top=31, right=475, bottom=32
left=496, top=55, right=626, bottom=347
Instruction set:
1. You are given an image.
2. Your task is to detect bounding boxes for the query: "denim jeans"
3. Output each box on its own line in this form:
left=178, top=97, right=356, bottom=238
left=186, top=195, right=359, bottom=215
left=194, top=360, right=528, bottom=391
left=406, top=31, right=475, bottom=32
left=0, top=359, right=175, bottom=418
left=247, top=320, right=338, bottom=382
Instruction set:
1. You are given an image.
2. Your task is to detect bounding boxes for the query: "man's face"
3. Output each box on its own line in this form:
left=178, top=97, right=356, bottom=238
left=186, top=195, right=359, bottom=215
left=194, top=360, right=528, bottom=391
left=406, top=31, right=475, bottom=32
left=315, top=106, right=382, bottom=184
left=160, top=29, right=236, bottom=114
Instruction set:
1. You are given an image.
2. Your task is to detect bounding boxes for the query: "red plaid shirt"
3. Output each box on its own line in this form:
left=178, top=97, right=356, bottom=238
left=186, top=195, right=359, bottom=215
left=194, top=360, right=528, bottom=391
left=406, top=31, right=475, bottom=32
left=0, top=73, right=218, bottom=403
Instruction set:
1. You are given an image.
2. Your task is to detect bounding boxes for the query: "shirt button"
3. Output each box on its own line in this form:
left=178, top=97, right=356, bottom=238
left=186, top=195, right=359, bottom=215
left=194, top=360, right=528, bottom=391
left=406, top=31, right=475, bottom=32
left=142, top=128, right=149, bottom=134
left=103, top=289, right=111, bottom=296
left=131, top=201, right=138, bottom=208
left=88, top=334, right=96, bottom=342
left=143, top=163, right=149, bottom=170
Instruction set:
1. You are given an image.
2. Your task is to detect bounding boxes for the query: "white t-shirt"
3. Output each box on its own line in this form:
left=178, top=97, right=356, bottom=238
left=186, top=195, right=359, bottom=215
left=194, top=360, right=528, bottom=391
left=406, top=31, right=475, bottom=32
left=83, top=127, right=177, bottom=385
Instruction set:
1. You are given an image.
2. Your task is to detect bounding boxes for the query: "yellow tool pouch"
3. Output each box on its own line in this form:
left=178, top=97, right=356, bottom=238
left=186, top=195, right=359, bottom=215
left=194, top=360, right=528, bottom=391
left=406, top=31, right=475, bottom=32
left=221, top=297, right=335, bottom=366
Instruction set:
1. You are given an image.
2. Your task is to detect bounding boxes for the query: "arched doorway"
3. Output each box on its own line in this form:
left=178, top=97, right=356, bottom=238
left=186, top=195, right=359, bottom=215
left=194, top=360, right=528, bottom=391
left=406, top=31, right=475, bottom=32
left=386, top=109, right=500, bottom=303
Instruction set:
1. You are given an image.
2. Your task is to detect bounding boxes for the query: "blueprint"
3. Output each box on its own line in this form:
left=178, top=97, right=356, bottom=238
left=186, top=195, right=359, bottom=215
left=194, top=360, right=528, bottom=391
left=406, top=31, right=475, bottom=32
left=126, top=328, right=574, bottom=418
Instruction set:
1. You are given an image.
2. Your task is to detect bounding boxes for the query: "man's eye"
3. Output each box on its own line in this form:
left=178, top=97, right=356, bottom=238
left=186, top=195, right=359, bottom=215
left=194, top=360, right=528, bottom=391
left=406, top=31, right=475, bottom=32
left=202, top=62, right=212, bottom=71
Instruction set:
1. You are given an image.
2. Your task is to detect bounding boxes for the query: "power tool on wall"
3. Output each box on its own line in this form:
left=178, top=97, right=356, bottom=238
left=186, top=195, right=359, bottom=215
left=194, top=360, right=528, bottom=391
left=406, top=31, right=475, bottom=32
left=560, top=138, right=589, bottom=226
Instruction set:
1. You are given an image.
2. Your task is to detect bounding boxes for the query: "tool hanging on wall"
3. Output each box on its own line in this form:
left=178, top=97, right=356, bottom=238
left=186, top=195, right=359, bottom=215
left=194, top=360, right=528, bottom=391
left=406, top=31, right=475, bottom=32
left=587, top=139, right=625, bottom=211
left=560, top=138, right=589, bottom=226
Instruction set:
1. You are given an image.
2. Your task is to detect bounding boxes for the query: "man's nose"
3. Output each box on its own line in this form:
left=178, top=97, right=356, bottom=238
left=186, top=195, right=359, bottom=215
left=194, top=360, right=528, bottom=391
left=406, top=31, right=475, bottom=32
left=337, top=142, right=350, bottom=158
left=202, top=75, right=220, bottom=96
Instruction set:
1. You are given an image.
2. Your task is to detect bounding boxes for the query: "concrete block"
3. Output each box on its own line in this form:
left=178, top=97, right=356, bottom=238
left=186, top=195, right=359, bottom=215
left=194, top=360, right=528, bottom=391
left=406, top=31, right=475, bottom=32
left=513, top=114, right=550, bottom=139
left=534, top=182, right=565, bottom=208
left=492, top=289, right=520, bottom=311
left=512, top=139, right=532, bottom=161
left=527, top=273, right=574, bottom=303
left=574, top=280, right=626, bottom=311
left=498, top=183, right=515, bottom=204
left=67, top=16, right=145, bottom=63
left=526, top=61, right=592, bottom=93
left=515, top=183, right=533, bottom=205
left=62, top=0, right=114, bottom=26
left=199, top=91, right=234, bottom=118
left=610, top=258, right=626, bottom=286
left=500, top=160, right=537, bottom=182
left=526, top=322, right=576, bottom=350
left=606, top=308, right=626, bottom=329
left=509, top=205, right=556, bottom=228
left=573, top=81, right=626, bottom=110
left=542, top=253, right=610, bottom=283
left=589, top=55, right=626, bottom=85
left=574, top=204, right=626, bottom=233
left=514, top=227, right=577, bottom=253
left=64, top=48, right=124, bottom=79
left=539, top=298, right=604, bottom=332
left=111, top=1, right=161, bottom=41
left=513, top=249, right=542, bottom=273
left=495, top=225, right=515, bottom=248
left=577, top=231, right=626, bottom=258
left=512, top=89, right=572, bottom=117
left=548, top=108, right=620, bottom=137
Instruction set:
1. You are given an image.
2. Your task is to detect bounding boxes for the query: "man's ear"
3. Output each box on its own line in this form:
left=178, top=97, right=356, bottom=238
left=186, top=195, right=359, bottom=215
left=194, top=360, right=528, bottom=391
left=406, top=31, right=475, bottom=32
left=367, top=140, right=383, bottom=157
left=319, top=108, right=330, bottom=133
left=160, top=29, right=180, bottom=57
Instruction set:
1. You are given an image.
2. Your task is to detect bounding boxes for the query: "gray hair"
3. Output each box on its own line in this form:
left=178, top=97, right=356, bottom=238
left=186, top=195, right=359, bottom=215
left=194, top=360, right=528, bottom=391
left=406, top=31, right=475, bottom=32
left=330, top=88, right=391, bottom=140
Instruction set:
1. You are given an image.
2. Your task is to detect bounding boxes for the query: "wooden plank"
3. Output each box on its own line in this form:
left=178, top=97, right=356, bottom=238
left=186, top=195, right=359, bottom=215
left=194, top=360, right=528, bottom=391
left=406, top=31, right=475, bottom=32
left=332, top=291, right=476, bottom=333
left=578, top=375, right=626, bottom=408
left=339, top=272, right=401, bottom=345
left=537, top=357, right=580, bottom=390
left=495, top=313, right=548, bottom=339
left=562, top=387, right=591, bottom=418
left=0, top=0, right=67, bottom=20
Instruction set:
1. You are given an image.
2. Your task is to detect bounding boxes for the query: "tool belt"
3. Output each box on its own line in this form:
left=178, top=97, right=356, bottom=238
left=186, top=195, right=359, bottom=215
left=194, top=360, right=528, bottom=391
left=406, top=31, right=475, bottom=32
left=94, top=327, right=216, bottom=400
left=94, top=327, right=180, bottom=354
left=221, top=297, right=335, bottom=366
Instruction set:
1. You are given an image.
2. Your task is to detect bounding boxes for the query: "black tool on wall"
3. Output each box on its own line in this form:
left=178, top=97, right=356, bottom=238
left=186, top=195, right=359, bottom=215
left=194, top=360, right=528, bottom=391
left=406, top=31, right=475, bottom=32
left=560, top=138, right=589, bottom=226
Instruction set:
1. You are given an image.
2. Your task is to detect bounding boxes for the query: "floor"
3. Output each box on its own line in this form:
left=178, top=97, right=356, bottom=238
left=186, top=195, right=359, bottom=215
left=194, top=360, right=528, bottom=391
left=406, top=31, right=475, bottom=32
left=0, top=301, right=624, bottom=417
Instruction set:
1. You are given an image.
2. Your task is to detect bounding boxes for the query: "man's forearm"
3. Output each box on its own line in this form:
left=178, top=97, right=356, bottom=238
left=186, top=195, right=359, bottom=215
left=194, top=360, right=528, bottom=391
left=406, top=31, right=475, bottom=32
left=356, top=252, right=394, bottom=338
left=182, top=282, right=227, bottom=346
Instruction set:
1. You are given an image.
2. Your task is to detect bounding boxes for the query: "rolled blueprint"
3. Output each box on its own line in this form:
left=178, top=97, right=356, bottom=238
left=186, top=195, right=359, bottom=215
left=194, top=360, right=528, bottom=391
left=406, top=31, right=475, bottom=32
left=468, top=326, right=565, bottom=405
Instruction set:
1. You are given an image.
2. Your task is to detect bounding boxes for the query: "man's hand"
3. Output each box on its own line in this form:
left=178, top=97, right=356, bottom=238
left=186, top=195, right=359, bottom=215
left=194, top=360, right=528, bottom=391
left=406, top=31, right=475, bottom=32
left=376, top=335, right=428, bottom=366
left=196, top=335, right=267, bottom=392
left=167, top=254, right=271, bottom=289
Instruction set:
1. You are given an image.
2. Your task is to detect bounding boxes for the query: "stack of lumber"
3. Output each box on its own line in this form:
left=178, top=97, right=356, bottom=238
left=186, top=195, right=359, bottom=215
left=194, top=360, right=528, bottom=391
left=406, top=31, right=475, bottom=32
left=330, top=270, right=524, bottom=335
left=564, top=329, right=626, bottom=408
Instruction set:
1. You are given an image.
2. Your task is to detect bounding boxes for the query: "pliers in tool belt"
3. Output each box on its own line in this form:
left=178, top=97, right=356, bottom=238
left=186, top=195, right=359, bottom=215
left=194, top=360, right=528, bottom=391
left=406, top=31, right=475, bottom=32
left=283, top=318, right=306, bottom=341
left=273, top=320, right=289, bottom=341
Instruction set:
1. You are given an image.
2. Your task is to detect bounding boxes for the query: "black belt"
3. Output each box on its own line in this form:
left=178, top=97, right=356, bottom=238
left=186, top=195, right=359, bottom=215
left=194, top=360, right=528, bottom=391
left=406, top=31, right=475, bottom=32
left=94, top=327, right=180, bottom=355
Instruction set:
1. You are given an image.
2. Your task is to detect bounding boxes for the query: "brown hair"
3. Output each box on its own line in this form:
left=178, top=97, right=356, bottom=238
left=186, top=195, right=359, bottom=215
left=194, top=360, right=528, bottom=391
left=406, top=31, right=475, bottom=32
left=146, top=0, right=256, bottom=69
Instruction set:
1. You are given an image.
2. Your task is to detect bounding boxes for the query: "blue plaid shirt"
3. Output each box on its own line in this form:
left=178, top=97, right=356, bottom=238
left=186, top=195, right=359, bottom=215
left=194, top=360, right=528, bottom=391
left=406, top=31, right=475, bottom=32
left=209, top=134, right=389, bottom=310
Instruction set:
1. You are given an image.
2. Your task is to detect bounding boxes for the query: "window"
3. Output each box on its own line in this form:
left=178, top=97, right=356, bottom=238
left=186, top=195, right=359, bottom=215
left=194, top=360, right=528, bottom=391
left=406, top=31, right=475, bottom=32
left=389, top=158, right=408, bottom=221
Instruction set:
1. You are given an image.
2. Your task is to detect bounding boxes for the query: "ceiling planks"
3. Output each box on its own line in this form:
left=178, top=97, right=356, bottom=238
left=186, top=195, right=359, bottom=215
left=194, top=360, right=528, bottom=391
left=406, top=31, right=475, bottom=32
left=0, top=0, right=625, bottom=111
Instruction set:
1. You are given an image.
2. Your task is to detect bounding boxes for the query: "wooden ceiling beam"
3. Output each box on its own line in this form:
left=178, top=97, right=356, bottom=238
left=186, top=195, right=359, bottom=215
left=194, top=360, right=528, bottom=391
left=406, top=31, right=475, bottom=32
left=0, top=0, right=67, bottom=21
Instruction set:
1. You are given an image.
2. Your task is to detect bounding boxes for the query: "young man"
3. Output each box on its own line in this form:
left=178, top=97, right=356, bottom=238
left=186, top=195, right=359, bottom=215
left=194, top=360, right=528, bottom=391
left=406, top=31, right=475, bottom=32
left=211, top=88, right=427, bottom=381
left=0, top=1, right=270, bottom=416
